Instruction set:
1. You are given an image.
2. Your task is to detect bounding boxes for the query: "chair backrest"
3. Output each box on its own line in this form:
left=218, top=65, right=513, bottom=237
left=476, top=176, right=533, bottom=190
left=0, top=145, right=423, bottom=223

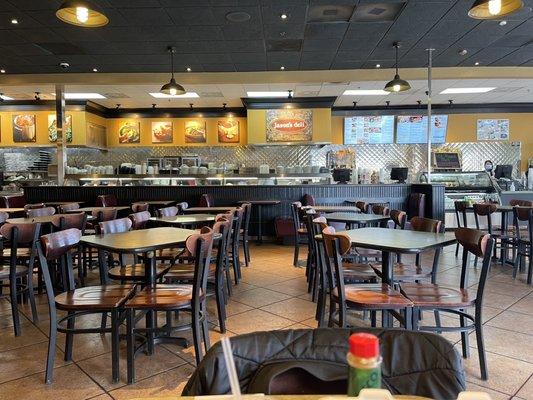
left=455, top=228, right=494, bottom=307
left=158, top=206, right=179, bottom=217
left=198, top=193, right=214, bottom=207
left=302, top=193, right=316, bottom=206
left=27, top=206, right=56, bottom=218
left=98, top=217, right=132, bottom=234
left=389, top=210, right=406, bottom=229
left=24, top=203, right=45, bottom=211
left=212, top=218, right=231, bottom=278
left=406, top=193, right=425, bottom=219
left=232, top=207, right=245, bottom=242
left=240, top=202, right=252, bottom=234
left=0, top=211, right=8, bottom=225
left=355, top=201, right=368, bottom=214
left=472, top=203, right=497, bottom=233
left=454, top=201, right=469, bottom=228
left=513, top=206, right=533, bottom=242
left=58, top=202, right=80, bottom=213
left=186, top=228, right=215, bottom=306
left=129, top=211, right=151, bottom=230
left=96, top=194, right=118, bottom=207
left=131, top=202, right=149, bottom=213
left=50, top=212, right=87, bottom=232
left=91, top=208, right=117, bottom=223
left=176, top=201, right=188, bottom=214
left=1, top=194, right=26, bottom=208
left=411, top=216, right=442, bottom=233
left=290, top=202, right=302, bottom=232
left=0, top=222, right=41, bottom=265
left=510, top=199, right=533, bottom=207
left=321, top=226, right=353, bottom=299
left=371, top=204, right=390, bottom=216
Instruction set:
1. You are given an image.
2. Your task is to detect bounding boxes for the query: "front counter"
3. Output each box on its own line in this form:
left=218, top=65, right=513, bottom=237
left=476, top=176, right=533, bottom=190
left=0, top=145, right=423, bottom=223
left=24, top=184, right=444, bottom=238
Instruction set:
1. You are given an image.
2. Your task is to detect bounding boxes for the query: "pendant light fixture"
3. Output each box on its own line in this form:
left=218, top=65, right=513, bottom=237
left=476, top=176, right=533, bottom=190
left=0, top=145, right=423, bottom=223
left=160, top=46, right=186, bottom=96
left=468, top=0, right=523, bottom=19
left=384, top=42, right=411, bottom=93
left=56, top=0, right=108, bottom=27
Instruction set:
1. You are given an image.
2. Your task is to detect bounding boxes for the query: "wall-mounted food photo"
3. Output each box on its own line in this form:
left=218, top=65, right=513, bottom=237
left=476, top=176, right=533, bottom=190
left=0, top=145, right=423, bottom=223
left=48, top=114, right=73, bottom=142
left=217, top=119, right=239, bottom=143
left=118, top=121, right=140, bottom=144
left=185, top=120, right=206, bottom=143
left=13, top=114, right=36, bottom=142
left=151, top=121, right=173, bottom=143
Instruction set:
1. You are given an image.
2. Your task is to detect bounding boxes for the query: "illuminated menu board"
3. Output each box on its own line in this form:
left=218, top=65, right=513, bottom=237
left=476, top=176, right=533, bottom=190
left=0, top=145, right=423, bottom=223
left=396, top=115, right=448, bottom=144
left=344, top=116, right=395, bottom=144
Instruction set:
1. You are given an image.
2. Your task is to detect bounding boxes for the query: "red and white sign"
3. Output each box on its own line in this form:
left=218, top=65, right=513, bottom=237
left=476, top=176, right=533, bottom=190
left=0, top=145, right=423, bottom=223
left=266, top=109, right=313, bottom=142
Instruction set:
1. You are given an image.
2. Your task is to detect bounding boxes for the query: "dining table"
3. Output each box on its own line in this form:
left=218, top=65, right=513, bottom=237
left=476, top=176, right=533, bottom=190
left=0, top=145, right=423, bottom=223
left=304, top=205, right=360, bottom=213
left=325, top=212, right=390, bottom=229
left=149, top=214, right=215, bottom=227
left=238, top=200, right=280, bottom=244
left=67, top=206, right=130, bottom=214
left=0, top=207, right=25, bottom=214
left=6, top=213, right=93, bottom=225
left=184, top=206, right=236, bottom=214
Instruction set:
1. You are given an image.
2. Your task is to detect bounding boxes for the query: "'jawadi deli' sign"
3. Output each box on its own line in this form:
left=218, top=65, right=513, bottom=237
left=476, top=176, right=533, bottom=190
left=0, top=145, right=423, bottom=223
left=266, top=109, right=313, bottom=142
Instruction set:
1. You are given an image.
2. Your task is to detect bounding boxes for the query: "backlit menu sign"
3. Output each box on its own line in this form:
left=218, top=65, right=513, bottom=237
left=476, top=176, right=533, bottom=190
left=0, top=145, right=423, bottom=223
left=396, top=115, right=448, bottom=144
left=343, top=116, right=394, bottom=145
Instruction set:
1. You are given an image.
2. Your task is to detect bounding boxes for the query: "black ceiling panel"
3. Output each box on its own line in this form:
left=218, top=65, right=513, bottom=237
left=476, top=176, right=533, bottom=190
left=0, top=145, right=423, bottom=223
left=1, top=0, right=533, bottom=74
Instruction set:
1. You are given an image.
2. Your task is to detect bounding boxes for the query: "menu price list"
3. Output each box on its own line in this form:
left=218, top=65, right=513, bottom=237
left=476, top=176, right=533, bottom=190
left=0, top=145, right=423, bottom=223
left=396, top=115, right=448, bottom=144
left=344, top=116, right=395, bottom=145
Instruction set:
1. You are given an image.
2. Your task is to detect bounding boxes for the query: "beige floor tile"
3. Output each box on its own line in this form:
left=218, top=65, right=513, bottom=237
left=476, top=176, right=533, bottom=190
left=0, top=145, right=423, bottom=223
left=509, top=294, right=533, bottom=315
left=230, top=287, right=291, bottom=308
left=239, top=270, right=294, bottom=286
left=265, top=277, right=310, bottom=296
left=466, top=381, right=513, bottom=400
left=462, top=350, right=533, bottom=395
left=87, top=395, right=114, bottom=400
left=206, top=298, right=252, bottom=319
left=482, top=291, right=524, bottom=310
left=108, top=363, right=195, bottom=400
left=470, top=281, right=533, bottom=298
left=225, top=309, right=294, bottom=335
left=516, top=374, right=533, bottom=399
left=229, top=281, right=257, bottom=294
left=469, top=326, right=533, bottom=363
left=486, top=310, right=533, bottom=336
left=260, top=297, right=317, bottom=323
left=0, top=322, right=48, bottom=352
left=0, top=341, right=69, bottom=384
left=77, top=345, right=186, bottom=391
left=0, top=364, right=103, bottom=400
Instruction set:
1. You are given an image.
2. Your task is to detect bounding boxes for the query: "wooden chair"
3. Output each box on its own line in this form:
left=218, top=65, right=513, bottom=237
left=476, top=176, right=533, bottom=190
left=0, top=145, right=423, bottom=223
left=0, top=211, right=8, bottom=226
left=198, top=193, right=214, bottom=207
left=58, top=202, right=80, bottom=214
left=400, top=227, right=495, bottom=380
left=240, top=202, right=252, bottom=266
left=371, top=204, right=390, bottom=216
left=0, top=222, right=40, bottom=336
left=454, top=201, right=469, bottom=256
left=228, top=207, right=244, bottom=283
left=291, top=201, right=307, bottom=267
left=26, top=206, right=56, bottom=218
left=86, top=208, right=118, bottom=234
left=24, top=203, right=45, bottom=211
left=131, top=202, right=149, bottom=213
left=355, top=201, right=369, bottom=214
left=157, top=206, right=179, bottom=217
left=321, top=227, right=412, bottom=329
left=129, top=211, right=151, bottom=230
left=176, top=202, right=189, bottom=214
left=512, top=206, right=532, bottom=284
left=96, top=194, right=118, bottom=207
left=125, top=228, right=215, bottom=382
left=510, top=199, right=533, bottom=207
left=37, top=228, right=134, bottom=384
left=390, top=209, right=407, bottom=229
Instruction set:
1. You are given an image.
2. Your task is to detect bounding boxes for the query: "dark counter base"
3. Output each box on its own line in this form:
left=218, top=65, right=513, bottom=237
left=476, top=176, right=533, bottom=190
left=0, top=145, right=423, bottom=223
left=25, top=184, right=444, bottom=238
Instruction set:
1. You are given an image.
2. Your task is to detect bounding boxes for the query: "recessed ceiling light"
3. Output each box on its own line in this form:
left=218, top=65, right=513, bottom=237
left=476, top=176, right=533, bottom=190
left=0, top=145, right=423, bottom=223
left=376, top=64, right=381, bottom=68
left=499, top=20, right=507, bottom=25
left=280, top=66, right=285, bottom=70
left=11, top=18, right=18, bottom=24
left=64, top=92, right=106, bottom=99
left=475, top=62, right=480, bottom=66
left=440, top=87, right=496, bottom=94
left=92, top=67, right=98, bottom=72
left=247, top=91, right=290, bottom=98
left=0, top=94, right=14, bottom=100
left=280, top=13, right=288, bottom=19
left=149, top=92, right=199, bottom=99
left=458, top=49, right=468, bottom=55
left=0, top=69, right=5, bottom=73
left=343, top=89, right=390, bottom=96
left=186, top=67, right=191, bottom=72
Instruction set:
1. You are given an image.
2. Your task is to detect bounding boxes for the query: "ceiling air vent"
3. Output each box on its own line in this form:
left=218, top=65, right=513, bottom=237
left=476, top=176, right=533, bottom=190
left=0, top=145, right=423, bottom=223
left=352, top=2, right=405, bottom=22
left=307, top=5, right=355, bottom=22
left=266, top=39, right=302, bottom=52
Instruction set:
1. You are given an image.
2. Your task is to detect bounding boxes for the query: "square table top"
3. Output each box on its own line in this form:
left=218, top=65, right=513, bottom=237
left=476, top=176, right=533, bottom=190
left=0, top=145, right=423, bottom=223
left=68, top=206, right=130, bottom=213
left=150, top=214, right=215, bottom=225
left=6, top=213, right=93, bottom=224
left=304, top=205, right=360, bottom=213
left=141, top=200, right=175, bottom=206
left=80, top=227, right=195, bottom=253
left=237, top=200, right=280, bottom=205
left=325, top=212, right=390, bottom=224
left=0, top=208, right=25, bottom=213
left=343, top=227, right=456, bottom=253
left=184, top=207, right=236, bottom=214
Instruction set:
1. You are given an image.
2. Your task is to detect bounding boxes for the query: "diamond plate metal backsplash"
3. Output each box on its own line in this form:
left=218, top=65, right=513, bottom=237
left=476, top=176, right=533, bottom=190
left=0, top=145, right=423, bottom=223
left=2, top=142, right=522, bottom=178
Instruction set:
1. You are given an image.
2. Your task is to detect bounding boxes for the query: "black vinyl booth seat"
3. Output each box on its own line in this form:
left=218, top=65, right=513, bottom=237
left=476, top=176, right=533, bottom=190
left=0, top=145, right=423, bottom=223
left=183, top=328, right=465, bottom=400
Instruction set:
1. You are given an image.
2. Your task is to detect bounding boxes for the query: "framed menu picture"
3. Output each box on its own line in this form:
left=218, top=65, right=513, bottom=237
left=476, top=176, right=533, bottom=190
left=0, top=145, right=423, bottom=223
left=185, top=121, right=206, bottom=143
left=118, top=121, right=140, bottom=144
left=48, top=114, right=73, bottom=142
left=477, top=119, right=509, bottom=141
left=13, top=114, right=36, bottom=142
left=266, top=109, right=313, bottom=142
left=217, top=120, right=239, bottom=143
left=151, top=121, right=173, bottom=143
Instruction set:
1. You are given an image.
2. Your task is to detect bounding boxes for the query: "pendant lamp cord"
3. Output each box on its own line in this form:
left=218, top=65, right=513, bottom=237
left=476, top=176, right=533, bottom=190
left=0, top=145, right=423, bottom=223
left=169, top=48, right=174, bottom=79
left=395, top=44, right=399, bottom=75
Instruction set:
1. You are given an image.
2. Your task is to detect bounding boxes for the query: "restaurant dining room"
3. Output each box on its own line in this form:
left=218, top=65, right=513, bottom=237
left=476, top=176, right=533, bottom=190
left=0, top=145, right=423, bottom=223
left=0, top=0, right=533, bottom=399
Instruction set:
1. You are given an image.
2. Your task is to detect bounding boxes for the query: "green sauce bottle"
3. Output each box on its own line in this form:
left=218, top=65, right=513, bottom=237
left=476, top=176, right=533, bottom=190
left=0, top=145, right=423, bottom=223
left=347, top=333, right=382, bottom=396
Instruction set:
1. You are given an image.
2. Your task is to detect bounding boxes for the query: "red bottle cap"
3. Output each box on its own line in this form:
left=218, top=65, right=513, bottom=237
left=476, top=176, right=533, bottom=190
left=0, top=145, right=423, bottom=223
left=349, top=333, right=380, bottom=358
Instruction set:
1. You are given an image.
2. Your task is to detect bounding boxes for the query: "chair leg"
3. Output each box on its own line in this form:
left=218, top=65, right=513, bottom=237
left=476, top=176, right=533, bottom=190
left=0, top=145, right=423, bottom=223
left=64, top=311, right=75, bottom=361
left=475, top=314, right=488, bottom=380
left=527, top=249, right=532, bottom=285
left=126, top=309, right=135, bottom=384
left=192, top=305, right=203, bottom=365
left=293, top=240, right=300, bottom=267
left=27, top=270, right=39, bottom=323
left=215, top=276, right=227, bottom=333
left=243, top=235, right=250, bottom=266
left=201, top=305, right=210, bottom=354
left=370, top=311, right=377, bottom=328
left=455, top=243, right=459, bottom=257
left=45, top=320, right=57, bottom=384
left=434, top=310, right=442, bottom=334
left=111, top=309, right=120, bottom=383
left=460, top=312, right=470, bottom=358
left=9, top=276, right=21, bottom=337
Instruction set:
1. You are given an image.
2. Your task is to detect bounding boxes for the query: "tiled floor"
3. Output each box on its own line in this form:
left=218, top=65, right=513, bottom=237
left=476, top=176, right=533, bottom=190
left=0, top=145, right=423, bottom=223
left=0, top=243, right=531, bottom=399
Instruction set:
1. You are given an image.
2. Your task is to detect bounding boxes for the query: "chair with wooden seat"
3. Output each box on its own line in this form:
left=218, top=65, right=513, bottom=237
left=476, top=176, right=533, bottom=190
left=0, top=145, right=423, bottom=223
left=510, top=199, right=533, bottom=207
left=228, top=207, right=244, bottom=283
left=454, top=201, right=469, bottom=256
left=165, top=219, right=232, bottom=332
left=0, top=211, right=8, bottom=226
left=0, top=222, right=40, bottom=336
left=240, top=202, right=252, bottom=266
left=26, top=206, right=56, bottom=218
left=37, top=228, right=134, bottom=384
left=129, top=211, right=151, bottom=230
left=58, top=202, right=80, bottom=214
left=371, top=204, right=390, bottom=217
left=371, top=217, right=442, bottom=283
left=96, top=194, right=118, bottom=207
left=512, top=206, right=532, bottom=284
left=24, top=203, right=45, bottom=212
left=390, top=209, right=407, bottom=229
left=321, top=227, right=412, bottom=329
left=291, top=202, right=307, bottom=267
left=125, top=228, right=215, bottom=382
left=131, top=202, right=149, bottom=213
left=157, top=206, right=179, bottom=217
left=400, top=227, right=495, bottom=380
left=198, top=193, right=214, bottom=207
left=355, top=201, right=369, bottom=214
left=176, top=202, right=189, bottom=214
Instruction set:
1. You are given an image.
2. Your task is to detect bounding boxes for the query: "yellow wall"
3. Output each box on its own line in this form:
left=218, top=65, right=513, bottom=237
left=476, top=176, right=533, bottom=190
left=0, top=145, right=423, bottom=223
left=247, top=108, right=331, bottom=143
left=105, top=116, right=247, bottom=147
left=332, top=113, right=533, bottom=170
